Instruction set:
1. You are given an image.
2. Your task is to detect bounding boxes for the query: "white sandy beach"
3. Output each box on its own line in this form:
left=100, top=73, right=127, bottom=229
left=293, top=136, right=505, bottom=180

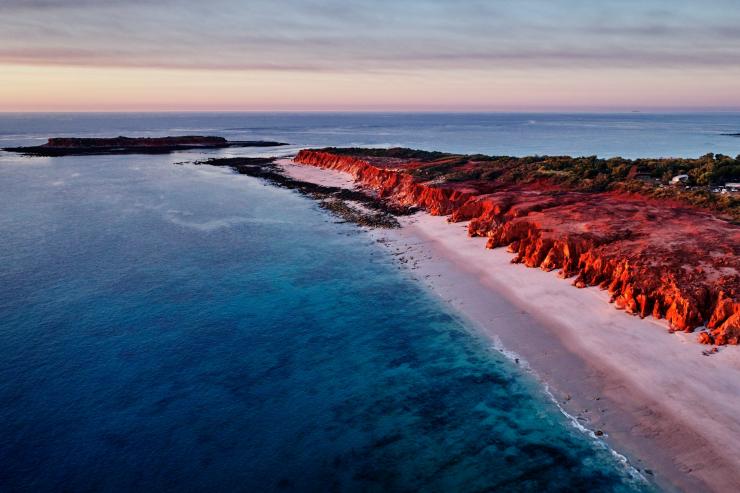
left=280, top=158, right=740, bottom=492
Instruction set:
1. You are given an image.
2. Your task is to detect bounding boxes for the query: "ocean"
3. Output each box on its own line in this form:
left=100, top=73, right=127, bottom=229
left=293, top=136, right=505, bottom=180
left=2, top=112, right=738, bottom=492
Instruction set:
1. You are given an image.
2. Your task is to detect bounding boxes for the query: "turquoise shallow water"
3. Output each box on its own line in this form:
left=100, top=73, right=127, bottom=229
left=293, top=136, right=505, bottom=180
left=0, top=154, right=648, bottom=492
left=1, top=112, right=725, bottom=491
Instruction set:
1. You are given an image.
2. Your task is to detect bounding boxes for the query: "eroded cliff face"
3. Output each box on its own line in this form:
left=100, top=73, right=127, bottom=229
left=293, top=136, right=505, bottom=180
left=295, top=150, right=474, bottom=214
left=295, top=149, right=740, bottom=345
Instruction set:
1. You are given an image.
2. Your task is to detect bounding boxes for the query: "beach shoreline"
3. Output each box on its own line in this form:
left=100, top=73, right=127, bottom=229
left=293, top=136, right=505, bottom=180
left=279, top=158, right=740, bottom=493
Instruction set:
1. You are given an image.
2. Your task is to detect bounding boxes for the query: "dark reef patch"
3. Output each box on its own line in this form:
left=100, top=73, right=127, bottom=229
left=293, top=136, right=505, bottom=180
left=194, top=157, right=416, bottom=228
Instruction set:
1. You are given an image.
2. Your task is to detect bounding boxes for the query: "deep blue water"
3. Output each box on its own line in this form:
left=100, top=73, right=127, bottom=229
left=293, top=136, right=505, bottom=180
left=4, top=111, right=734, bottom=492
left=1, top=111, right=739, bottom=159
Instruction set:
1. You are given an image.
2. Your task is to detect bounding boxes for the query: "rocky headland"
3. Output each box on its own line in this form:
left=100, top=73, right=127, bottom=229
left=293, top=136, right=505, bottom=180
left=294, top=148, right=740, bottom=345
left=4, top=136, right=287, bottom=156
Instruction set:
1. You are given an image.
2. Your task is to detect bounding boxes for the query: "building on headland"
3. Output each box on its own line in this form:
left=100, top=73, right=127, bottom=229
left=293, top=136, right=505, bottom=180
left=670, top=174, right=689, bottom=185
left=713, top=183, right=740, bottom=194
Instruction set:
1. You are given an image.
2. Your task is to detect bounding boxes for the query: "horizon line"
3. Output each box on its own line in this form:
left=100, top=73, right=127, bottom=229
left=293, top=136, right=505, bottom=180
left=3, top=108, right=740, bottom=114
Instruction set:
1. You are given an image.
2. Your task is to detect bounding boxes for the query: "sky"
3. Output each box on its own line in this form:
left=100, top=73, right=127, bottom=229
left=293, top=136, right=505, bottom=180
left=1, top=0, right=739, bottom=112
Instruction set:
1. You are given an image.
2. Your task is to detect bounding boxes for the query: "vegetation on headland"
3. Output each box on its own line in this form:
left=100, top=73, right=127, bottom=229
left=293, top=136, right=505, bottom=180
left=323, top=148, right=740, bottom=220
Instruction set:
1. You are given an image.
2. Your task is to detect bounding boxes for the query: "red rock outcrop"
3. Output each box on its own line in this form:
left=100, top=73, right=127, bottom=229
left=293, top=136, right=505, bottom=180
left=295, top=150, right=475, bottom=215
left=295, top=149, right=740, bottom=345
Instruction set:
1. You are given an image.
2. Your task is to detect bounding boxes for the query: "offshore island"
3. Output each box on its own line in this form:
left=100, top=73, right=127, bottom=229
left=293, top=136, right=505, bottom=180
left=197, top=146, right=740, bottom=492
left=3, top=135, right=287, bottom=156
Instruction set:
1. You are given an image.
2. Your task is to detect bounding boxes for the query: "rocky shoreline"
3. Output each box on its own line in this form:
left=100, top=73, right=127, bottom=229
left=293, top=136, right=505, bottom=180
left=194, top=157, right=415, bottom=228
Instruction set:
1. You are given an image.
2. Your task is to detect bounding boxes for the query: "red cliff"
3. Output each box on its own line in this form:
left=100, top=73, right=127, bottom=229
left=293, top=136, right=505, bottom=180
left=295, top=149, right=740, bottom=345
